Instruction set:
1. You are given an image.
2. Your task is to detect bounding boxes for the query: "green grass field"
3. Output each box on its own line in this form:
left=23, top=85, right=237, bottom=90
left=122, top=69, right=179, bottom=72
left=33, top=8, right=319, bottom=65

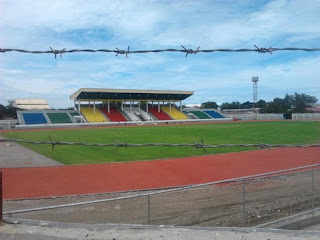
left=2, top=121, right=320, bottom=165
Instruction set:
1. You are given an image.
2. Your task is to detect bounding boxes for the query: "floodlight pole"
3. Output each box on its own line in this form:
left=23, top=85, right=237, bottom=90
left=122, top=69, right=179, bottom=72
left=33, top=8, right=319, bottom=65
left=252, top=76, right=259, bottom=120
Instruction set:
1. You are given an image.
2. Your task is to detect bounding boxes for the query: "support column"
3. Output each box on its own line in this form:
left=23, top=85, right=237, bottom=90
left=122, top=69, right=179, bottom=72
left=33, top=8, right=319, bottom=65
left=169, top=101, right=171, bottom=112
left=158, top=102, right=160, bottom=112
left=138, top=101, right=141, bottom=113
left=78, top=101, right=81, bottom=112
left=130, top=102, right=132, bottom=112
left=93, top=101, right=96, bottom=113
left=180, top=100, right=182, bottom=112
left=121, top=101, right=123, bottom=112
left=107, top=101, right=110, bottom=113
left=146, top=102, right=148, bottom=112
left=89, top=101, right=90, bottom=107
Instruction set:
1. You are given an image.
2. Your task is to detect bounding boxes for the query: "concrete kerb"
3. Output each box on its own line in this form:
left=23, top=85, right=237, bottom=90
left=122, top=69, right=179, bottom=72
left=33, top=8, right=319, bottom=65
left=3, top=217, right=320, bottom=237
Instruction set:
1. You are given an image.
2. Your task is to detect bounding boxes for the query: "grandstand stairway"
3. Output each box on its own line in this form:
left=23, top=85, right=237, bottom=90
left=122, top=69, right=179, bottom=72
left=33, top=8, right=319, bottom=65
left=122, top=107, right=154, bottom=121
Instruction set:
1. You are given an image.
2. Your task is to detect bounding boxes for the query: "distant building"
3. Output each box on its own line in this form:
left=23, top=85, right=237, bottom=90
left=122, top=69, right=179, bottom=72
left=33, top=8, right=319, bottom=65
left=12, top=99, right=51, bottom=110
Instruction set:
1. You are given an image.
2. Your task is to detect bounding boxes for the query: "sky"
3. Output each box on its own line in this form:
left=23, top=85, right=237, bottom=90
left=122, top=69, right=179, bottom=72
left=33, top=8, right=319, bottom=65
left=0, top=0, right=319, bottom=108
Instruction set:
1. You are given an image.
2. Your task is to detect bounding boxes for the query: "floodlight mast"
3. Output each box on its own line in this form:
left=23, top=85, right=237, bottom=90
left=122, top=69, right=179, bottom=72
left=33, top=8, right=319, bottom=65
left=252, top=76, right=259, bottom=119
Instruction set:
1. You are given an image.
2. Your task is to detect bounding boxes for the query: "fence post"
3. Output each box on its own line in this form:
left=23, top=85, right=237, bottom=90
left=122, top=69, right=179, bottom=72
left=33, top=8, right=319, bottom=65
left=147, top=195, right=151, bottom=224
left=312, top=167, right=315, bottom=214
left=0, top=171, right=2, bottom=225
left=242, top=179, right=246, bottom=226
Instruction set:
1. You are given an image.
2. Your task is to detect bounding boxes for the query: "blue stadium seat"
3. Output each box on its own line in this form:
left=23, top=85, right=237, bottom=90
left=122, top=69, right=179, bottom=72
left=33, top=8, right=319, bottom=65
left=204, top=110, right=225, bottom=118
left=22, top=113, right=48, bottom=124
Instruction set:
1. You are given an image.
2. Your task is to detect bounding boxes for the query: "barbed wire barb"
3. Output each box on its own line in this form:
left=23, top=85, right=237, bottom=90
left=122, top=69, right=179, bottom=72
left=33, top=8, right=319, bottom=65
left=114, top=139, right=128, bottom=151
left=254, top=45, right=273, bottom=54
left=115, top=46, right=130, bottom=58
left=181, top=45, right=200, bottom=57
left=193, top=138, right=207, bottom=153
left=50, top=47, right=66, bottom=59
left=48, top=135, right=55, bottom=150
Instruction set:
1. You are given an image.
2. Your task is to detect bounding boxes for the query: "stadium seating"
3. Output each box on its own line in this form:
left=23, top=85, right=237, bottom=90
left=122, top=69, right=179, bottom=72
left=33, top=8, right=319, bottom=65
left=161, top=107, right=189, bottom=120
left=47, top=113, right=73, bottom=124
left=22, top=113, right=47, bottom=125
left=204, top=110, right=225, bottom=118
left=80, top=107, right=108, bottom=122
left=100, top=107, right=127, bottom=122
left=188, top=110, right=211, bottom=119
left=148, top=106, right=172, bottom=120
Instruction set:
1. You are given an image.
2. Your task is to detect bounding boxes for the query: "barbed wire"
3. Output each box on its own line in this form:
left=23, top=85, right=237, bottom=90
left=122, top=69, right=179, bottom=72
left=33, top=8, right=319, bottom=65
left=1, top=138, right=319, bottom=152
left=0, top=45, right=320, bottom=58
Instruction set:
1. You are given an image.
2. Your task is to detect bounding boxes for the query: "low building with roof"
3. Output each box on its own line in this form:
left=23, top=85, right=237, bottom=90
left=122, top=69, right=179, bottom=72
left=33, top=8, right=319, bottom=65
left=12, top=99, right=51, bottom=110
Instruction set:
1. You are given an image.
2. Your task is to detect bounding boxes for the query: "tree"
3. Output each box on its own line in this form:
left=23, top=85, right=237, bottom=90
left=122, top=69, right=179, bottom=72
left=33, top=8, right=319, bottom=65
left=242, top=101, right=252, bottom=109
left=292, top=93, right=318, bottom=113
left=201, top=101, right=218, bottom=109
left=221, top=101, right=242, bottom=110
left=0, top=104, right=18, bottom=119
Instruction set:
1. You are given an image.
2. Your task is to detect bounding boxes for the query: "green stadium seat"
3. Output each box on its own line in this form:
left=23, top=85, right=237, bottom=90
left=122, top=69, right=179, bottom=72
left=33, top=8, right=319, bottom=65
left=47, top=113, right=73, bottom=124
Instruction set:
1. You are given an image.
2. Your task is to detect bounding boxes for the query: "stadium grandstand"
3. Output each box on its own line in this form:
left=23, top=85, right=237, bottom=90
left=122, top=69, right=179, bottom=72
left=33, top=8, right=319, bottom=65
left=69, top=88, right=194, bottom=123
left=11, top=88, right=232, bottom=129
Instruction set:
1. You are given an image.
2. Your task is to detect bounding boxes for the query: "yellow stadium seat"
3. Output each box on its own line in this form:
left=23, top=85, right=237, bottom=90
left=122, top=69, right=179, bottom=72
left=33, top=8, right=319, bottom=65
left=161, top=107, right=189, bottom=120
left=81, top=107, right=108, bottom=123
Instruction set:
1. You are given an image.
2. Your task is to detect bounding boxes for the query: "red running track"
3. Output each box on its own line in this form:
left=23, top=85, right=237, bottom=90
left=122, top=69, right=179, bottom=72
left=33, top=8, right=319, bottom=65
left=1, top=147, right=319, bottom=200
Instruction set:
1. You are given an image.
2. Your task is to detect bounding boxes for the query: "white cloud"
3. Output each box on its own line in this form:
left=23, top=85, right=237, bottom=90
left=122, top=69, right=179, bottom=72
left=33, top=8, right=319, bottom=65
left=0, top=0, right=319, bottom=107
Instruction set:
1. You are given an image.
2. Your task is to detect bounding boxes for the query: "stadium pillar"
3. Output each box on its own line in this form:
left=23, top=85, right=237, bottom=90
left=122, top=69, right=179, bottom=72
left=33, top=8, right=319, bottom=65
left=158, top=102, right=160, bottom=112
left=93, top=101, right=96, bottom=113
left=169, top=101, right=171, bottom=112
left=146, top=102, right=148, bottom=112
left=180, top=100, right=182, bottom=112
left=121, top=101, right=123, bottom=111
left=138, top=101, right=141, bottom=113
left=107, top=101, right=110, bottom=113
left=78, top=101, right=81, bottom=112
left=130, top=102, right=132, bottom=112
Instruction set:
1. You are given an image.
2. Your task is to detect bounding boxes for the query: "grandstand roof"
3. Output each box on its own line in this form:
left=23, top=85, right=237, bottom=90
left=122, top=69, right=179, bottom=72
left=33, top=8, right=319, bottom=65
left=70, top=88, right=194, bottom=101
left=12, top=99, right=51, bottom=110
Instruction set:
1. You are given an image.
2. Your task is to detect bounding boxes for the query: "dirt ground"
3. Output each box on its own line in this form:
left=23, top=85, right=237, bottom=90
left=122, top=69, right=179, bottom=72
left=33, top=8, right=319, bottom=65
left=4, top=170, right=320, bottom=228
left=0, top=136, right=61, bottom=168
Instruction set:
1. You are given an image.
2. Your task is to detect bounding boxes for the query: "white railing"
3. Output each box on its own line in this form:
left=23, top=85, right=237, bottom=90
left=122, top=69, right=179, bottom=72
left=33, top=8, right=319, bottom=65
left=292, top=113, right=320, bottom=120
left=226, top=114, right=283, bottom=121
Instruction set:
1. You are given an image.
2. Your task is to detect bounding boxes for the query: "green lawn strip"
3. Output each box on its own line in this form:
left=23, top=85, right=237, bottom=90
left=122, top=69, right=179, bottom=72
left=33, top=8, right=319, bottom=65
left=2, top=121, right=320, bottom=165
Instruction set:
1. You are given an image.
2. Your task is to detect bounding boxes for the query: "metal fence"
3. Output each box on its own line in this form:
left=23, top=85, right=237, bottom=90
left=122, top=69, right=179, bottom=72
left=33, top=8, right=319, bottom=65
left=226, top=113, right=284, bottom=121
left=292, top=113, right=320, bottom=120
left=3, top=164, right=319, bottom=227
